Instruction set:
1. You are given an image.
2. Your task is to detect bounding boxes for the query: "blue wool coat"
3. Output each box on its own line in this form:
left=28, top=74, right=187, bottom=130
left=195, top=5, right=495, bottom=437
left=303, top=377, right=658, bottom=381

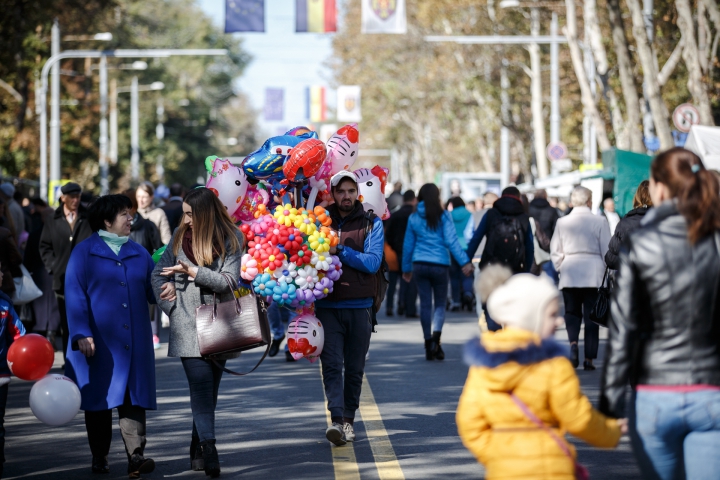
left=64, top=233, right=157, bottom=411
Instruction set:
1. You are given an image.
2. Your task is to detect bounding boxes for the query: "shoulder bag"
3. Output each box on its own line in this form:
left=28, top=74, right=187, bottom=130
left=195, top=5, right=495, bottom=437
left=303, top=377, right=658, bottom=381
left=12, top=265, right=43, bottom=305
left=511, top=393, right=590, bottom=480
left=195, top=273, right=271, bottom=376
left=589, top=267, right=610, bottom=327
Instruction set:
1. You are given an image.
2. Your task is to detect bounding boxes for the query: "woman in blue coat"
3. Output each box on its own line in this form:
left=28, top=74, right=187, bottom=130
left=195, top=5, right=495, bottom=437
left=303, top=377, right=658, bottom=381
left=402, top=184, right=474, bottom=361
left=64, top=195, right=157, bottom=478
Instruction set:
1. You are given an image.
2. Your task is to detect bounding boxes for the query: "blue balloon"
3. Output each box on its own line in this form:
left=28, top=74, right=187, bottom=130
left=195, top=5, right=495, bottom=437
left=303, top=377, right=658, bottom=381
left=242, top=128, right=319, bottom=182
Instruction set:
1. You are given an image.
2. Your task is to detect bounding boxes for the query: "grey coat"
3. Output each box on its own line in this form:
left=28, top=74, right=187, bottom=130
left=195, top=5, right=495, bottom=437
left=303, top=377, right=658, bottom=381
left=151, top=230, right=244, bottom=357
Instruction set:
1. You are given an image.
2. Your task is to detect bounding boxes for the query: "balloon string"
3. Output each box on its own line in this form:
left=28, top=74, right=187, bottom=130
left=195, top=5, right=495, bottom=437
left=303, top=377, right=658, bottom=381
left=307, top=187, right=318, bottom=211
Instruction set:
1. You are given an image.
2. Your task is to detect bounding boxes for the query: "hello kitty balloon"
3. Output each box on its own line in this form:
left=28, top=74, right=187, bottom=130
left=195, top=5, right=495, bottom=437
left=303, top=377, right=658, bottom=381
left=319, top=124, right=359, bottom=178
left=354, top=165, right=390, bottom=220
left=205, top=156, right=249, bottom=223
left=286, top=313, right=325, bottom=363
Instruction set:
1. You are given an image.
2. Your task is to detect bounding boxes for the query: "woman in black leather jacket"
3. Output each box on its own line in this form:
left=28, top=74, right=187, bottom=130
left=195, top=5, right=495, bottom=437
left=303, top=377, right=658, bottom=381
left=604, top=181, right=652, bottom=270
left=600, top=148, right=720, bottom=480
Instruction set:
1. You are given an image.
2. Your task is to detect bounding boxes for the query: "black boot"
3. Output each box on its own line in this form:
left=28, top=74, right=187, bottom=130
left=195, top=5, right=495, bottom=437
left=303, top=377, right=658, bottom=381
left=570, top=343, right=579, bottom=368
left=269, top=336, right=284, bottom=357
left=127, top=453, right=155, bottom=479
left=200, top=440, right=220, bottom=478
left=432, top=331, right=444, bottom=360
left=91, top=455, right=110, bottom=474
left=425, top=339, right=435, bottom=361
left=190, top=435, right=204, bottom=471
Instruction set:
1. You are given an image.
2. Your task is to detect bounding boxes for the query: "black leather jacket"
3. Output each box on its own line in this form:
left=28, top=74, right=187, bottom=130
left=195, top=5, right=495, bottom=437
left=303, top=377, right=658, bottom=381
left=600, top=202, right=720, bottom=418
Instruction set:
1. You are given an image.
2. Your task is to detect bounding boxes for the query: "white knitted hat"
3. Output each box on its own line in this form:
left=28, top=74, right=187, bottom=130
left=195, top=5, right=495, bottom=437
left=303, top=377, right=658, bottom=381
left=477, top=265, right=560, bottom=335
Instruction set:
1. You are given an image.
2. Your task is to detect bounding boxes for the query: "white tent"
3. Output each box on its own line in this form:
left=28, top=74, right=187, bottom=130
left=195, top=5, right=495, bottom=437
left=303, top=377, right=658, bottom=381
left=684, top=125, right=720, bottom=170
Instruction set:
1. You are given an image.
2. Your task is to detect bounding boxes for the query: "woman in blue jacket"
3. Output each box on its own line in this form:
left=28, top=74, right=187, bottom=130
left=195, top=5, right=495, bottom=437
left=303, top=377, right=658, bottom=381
left=402, top=184, right=473, bottom=360
left=64, top=195, right=157, bottom=478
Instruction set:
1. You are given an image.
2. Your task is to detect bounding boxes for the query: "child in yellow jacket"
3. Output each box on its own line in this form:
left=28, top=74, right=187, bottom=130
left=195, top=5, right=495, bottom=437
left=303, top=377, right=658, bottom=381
left=457, top=266, right=626, bottom=480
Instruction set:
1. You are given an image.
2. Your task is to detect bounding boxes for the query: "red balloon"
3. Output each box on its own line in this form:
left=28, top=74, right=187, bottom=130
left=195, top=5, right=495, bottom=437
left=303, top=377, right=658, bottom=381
left=283, top=139, right=326, bottom=182
left=7, top=334, right=55, bottom=381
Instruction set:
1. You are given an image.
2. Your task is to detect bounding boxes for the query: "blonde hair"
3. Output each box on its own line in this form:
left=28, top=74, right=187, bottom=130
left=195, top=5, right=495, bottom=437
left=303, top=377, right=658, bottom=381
left=172, top=188, right=242, bottom=266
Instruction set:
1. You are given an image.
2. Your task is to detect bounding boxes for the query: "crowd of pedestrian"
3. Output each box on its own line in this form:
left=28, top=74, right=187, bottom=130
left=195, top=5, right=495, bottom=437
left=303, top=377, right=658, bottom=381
left=0, top=145, right=718, bottom=479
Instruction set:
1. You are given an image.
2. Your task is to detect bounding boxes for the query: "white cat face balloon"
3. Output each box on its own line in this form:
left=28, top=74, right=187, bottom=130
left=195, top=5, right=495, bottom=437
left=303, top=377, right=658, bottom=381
left=354, top=165, right=390, bottom=220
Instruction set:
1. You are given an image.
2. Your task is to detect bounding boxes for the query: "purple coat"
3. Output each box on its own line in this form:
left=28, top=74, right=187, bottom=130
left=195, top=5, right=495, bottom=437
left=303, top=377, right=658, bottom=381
left=64, top=233, right=157, bottom=411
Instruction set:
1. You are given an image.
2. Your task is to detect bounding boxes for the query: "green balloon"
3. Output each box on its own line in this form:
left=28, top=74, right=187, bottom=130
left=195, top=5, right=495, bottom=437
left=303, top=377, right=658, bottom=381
left=152, top=245, right=167, bottom=264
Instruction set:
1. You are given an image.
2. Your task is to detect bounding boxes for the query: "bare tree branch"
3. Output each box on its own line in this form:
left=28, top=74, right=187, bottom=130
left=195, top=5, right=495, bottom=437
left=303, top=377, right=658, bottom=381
left=658, top=38, right=685, bottom=86
left=0, top=78, right=23, bottom=103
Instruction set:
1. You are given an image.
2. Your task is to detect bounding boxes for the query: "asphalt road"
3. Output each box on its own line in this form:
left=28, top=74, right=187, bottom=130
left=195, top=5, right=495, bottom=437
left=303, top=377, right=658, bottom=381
left=3, top=307, right=641, bottom=479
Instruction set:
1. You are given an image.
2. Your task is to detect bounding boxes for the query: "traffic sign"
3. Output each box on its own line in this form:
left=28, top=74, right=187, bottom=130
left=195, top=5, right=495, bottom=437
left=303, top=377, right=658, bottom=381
left=546, top=141, right=568, bottom=161
left=672, top=103, right=700, bottom=133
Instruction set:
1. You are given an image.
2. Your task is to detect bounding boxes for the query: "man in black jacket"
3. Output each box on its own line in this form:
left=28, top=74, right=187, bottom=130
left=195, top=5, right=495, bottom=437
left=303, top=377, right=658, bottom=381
left=384, top=190, right=418, bottom=317
left=39, top=182, right=93, bottom=359
left=466, top=187, right=534, bottom=331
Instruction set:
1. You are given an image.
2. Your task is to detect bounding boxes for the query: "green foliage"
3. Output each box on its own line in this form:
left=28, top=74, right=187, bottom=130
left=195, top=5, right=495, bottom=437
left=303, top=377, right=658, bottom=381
left=0, top=0, right=259, bottom=194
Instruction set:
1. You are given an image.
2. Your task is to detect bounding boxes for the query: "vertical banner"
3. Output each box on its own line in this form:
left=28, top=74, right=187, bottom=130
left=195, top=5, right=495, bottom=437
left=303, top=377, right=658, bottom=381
left=306, top=86, right=327, bottom=122
left=361, top=0, right=407, bottom=34
left=225, top=0, right=265, bottom=33
left=337, top=86, right=361, bottom=122
left=264, top=88, right=284, bottom=121
left=296, top=0, right=337, bottom=33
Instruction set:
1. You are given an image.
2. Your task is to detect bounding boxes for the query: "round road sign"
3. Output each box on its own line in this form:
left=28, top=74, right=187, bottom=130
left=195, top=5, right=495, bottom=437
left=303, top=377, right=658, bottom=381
left=672, top=103, right=700, bottom=133
left=546, top=141, right=568, bottom=161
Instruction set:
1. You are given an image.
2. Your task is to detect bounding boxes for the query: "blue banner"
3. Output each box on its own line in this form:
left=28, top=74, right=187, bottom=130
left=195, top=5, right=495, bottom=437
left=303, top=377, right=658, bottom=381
left=225, top=0, right=265, bottom=33
left=264, top=88, right=284, bottom=121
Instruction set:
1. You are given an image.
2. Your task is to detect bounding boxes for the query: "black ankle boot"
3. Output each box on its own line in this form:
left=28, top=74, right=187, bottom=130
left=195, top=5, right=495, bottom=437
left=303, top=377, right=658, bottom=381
left=200, top=440, right=220, bottom=478
left=425, top=339, right=435, bottom=360
left=432, top=331, right=444, bottom=360
left=190, top=436, right=204, bottom=471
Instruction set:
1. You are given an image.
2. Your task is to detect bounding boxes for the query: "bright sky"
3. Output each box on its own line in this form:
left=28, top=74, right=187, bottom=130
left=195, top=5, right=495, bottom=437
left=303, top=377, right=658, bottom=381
left=196, top=0, right=334, bottom=140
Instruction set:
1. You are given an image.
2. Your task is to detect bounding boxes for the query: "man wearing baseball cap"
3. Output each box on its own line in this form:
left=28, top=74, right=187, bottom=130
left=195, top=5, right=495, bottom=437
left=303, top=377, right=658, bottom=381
left=39, top=182, right=93, bottom=359
left=316, top=170, right=384, bottom=446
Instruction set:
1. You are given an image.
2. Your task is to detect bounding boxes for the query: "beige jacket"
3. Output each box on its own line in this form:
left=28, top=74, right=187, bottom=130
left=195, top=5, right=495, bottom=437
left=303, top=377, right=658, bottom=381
left=550, top=206, right=610, bottom=290
left=138, top=206, right=172, bottom=244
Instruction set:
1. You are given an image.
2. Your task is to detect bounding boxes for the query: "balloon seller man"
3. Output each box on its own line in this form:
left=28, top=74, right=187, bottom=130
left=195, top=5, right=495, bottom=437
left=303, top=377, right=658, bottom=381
left=0, top=263, right=27, bottom=477
left=316, top=171, right=384, bottom=446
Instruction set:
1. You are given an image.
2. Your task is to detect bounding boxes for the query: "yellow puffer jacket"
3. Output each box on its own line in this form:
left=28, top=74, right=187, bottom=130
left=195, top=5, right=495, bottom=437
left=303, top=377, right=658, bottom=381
left=456, top=328, right=621, bottom=479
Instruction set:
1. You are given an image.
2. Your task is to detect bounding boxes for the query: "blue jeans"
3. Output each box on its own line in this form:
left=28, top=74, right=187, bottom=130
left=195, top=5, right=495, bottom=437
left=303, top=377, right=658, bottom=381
left=413, top=262, right=449, bottom=339
left=630, top=389, right=720, bottom=480
left=181, top=357, right=226, bottom=443
left=268, top=302, right=296, bottom=352
left=449, top=258, right=474, bottom=305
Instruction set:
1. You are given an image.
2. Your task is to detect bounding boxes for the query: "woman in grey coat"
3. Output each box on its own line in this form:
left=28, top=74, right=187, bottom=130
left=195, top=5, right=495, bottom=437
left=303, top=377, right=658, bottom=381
left=152, top=188, right=243, bottom=478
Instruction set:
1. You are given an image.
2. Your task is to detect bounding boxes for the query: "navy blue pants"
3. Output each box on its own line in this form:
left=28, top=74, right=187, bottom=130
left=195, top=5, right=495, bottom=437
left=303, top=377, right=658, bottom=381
left=317, top=307, right=372, bottom=420
left=181, top=357, right=226, bottom=443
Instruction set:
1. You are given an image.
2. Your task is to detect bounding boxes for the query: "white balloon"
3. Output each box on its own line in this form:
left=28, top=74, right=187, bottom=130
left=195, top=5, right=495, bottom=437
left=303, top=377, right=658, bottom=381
left=29, top=374, right=82, bottom=426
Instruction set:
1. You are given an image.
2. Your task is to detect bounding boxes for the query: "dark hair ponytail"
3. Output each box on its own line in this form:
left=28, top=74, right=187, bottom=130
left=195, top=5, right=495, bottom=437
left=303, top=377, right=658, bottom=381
left=417, top=183, right=443, bottom=230
left=651, top=147, right=720, bottom=244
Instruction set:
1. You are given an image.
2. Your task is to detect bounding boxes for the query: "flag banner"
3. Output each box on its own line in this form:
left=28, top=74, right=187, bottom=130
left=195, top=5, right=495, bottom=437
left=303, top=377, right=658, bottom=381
left=306, top=86, right=326, bottom=122
left=264, top=88, right=284, bottom=121
left=336, top=86, right=361, bottom=122
left=361, top=0, right=406, bottom=34
left=225, top=0, right=265, bottom=33
left=296, top=0, right=337, bottom=33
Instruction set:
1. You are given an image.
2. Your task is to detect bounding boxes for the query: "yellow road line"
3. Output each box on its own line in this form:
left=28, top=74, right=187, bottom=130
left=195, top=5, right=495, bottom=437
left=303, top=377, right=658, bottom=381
left=321, top=367, right=361, bottom=480
left=360, top=375, right=406, bottom=480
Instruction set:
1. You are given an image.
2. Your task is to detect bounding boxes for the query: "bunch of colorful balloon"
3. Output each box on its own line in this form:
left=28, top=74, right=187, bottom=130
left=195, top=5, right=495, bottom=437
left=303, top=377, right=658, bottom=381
left=239, top=204, right=342, bottom=311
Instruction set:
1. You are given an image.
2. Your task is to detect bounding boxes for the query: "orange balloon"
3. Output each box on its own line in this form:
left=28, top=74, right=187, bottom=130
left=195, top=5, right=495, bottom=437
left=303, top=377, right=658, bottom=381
left=7, top=334, right=55, bottom=381
left=283, top=139, right=326, bottom=182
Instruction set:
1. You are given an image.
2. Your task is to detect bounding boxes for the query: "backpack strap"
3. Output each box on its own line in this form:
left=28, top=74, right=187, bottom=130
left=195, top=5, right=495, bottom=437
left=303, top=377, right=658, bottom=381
left=364, top=211, right=377, bottom=238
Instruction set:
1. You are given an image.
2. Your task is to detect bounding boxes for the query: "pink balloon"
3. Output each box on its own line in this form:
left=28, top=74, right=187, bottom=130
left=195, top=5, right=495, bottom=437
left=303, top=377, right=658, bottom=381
left=205, top=157, right=249, bottom=222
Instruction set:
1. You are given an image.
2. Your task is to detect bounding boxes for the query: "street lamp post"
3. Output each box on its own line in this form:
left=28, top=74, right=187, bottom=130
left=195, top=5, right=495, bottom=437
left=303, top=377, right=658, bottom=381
left=116, top=78, right=165, bottom=183
left=38, top=48, right=228, bottom=200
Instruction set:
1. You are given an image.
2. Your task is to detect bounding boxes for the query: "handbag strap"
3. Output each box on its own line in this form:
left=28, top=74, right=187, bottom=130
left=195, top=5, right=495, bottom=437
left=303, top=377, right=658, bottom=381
left=210, top=341, right=271, bottom=376
left=599, top=267, right=609, bottom=289
left=510, top=393, right=576, bottom=462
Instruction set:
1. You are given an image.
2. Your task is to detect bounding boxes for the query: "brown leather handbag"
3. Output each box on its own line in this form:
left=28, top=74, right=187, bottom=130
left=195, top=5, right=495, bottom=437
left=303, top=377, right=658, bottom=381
left=195, top=273, right=271, bottom=375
